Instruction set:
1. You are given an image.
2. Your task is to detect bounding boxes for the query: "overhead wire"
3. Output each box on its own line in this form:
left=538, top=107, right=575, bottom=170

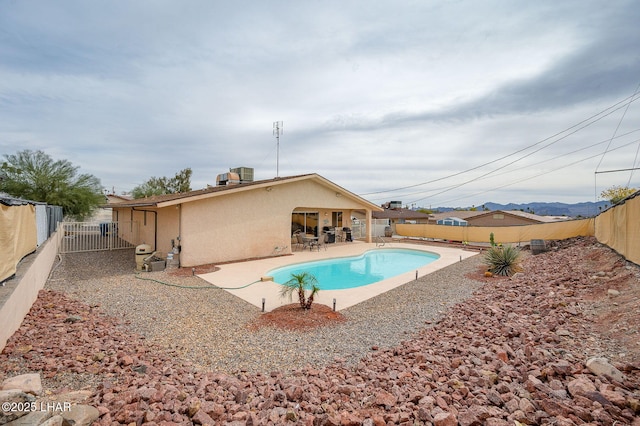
left=360, top=91, right=640, bottom=198
left=627, top=142, right=640, bottom=187
left=366, top=128, right=640, bottom=203
left=470, top=131, right=640, bottom=183
left=406, top=98, right=640, bottom=205
left=591, top=81, right=640, bottom=203
left=436, top=138, right=640, bottom=206
left=595, top=81, right=640, bottom=174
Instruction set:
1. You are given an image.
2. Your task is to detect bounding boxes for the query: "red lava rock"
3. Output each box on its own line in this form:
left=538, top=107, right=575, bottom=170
left=374, top=390, right=397, bottom=407
left=1, top=237, right=639, bottom=425
left=191, top=408, right=214, bottom=425
left=433, top=411, right=457, bottom=426
left=567, top=376, right=597, bottom=397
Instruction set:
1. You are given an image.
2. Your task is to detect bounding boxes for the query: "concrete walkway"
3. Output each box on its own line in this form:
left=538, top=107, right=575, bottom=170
left=198, top=241, right=477, bottom=311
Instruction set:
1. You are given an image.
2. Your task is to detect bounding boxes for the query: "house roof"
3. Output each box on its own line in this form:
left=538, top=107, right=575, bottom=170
left=430, top=210, right=487, bottom=221
left=109, top=173, right=383, bottom=211
left=437, top=216, right=468, bottom=223
left=503, top=210, right=566, bottom=223
left=106, top=194, right=133, bottom=204
left=430, top=209, right=555, bottom=223
left=0, top=193, right=45, bottom=206
left=373, top=207, right=432, bottom=220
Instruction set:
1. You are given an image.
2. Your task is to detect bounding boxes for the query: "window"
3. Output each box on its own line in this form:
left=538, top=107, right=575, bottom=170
left=332, top=211, right=343, bottom=227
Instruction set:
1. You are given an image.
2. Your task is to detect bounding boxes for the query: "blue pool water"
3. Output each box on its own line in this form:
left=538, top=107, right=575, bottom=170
left=269, top=248, right=439, bottom=290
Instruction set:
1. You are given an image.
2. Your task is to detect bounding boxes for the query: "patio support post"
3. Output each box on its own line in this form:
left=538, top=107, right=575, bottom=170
left=365, top=209, right=373, bottom=243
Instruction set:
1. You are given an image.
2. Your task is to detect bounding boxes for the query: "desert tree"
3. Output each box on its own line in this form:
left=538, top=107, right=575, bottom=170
left=131, top=168, right=192, bottom=199
left=600, top=185, right=637, bottom=205
left=0, top=149, right=104, bottom=220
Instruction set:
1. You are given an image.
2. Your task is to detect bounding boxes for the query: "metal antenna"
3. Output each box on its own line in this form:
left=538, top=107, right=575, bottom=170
left=273, top=121, right=283, bottom=177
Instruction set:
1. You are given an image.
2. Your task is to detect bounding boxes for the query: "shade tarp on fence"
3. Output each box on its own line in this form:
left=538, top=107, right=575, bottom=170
left=595, top=193, right=640, bottom=265
left=396, top=218, right=595, bottom=245
left=1, top=204, right=37, bottom=282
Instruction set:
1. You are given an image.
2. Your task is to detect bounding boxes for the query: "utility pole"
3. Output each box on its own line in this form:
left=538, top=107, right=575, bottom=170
left=273, top=121, right=283, bottom=177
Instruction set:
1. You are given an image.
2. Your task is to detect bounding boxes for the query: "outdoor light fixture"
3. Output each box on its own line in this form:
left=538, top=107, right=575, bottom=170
left=333, top=298, right=336, bottom=311
left=262, top=298, right=266, bottom=312
left=335, top=192, right=342, bottom=197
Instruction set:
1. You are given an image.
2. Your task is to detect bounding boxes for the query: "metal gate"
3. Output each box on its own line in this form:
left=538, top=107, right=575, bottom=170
left=351, top=219, right=390, bottom=239
left=60, top=221, right=139, bottom=253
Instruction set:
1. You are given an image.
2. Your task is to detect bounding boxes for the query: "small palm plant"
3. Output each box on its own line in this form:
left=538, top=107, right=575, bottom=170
left=483, top=244, right=522, bottom=276
left=279, top=272, right=321, bottom=310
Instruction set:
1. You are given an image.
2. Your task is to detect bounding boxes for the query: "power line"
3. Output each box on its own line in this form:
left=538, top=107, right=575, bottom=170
left=595, top=81, right=640, bottom=173
left=366, top=130, right=640, bottom=204
left=435, top=140, right=640, bottom=206
left=360, top=91, right=640, bottom=197
left=405, top=100, right=640, bottom=205
left=369, top=131, right=640, bottom=205
left=626, top=140, right=640, bottom=186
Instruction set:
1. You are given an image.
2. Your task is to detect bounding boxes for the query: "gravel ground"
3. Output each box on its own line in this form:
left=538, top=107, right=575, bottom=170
left=46, top=245, right=484, bottom=374
left=5, top=237, right=639, bottom=424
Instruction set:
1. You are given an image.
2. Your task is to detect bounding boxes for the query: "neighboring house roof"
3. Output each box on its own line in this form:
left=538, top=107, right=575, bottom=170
left=373, top=208, right=432, bottom=220
left=430, top=210, right=487, bottom=221
left=430, top=210, right=556, bottom=223
left=0, top=193, right=45, bottom=206
left=106, top=194, right=133, bottom=204
left=437, top=216, right=468, bottom=223
left=111, top=174, right=383, bottom=211
left=503, top=210, right=567, bottom=223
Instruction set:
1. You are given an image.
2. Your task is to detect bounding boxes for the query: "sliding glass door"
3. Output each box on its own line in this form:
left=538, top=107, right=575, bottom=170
left=291, top=211, right=319, bottom=236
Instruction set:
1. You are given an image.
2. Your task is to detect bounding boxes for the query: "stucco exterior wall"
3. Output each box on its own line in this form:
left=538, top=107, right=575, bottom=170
left=0, top=229, right=61, bottom=352
left=111, top=207, right=179, bottom=256
left=179, top=180, right=371, bottom=266
left=156, top=206, right=180, bottom=256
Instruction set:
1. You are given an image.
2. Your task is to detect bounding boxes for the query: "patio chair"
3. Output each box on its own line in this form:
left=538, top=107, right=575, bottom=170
left=312, top=234, right=327, bottom=251
left=294, top=233, right=306, bottom=251
left=304, top=236, right=319, bottom=251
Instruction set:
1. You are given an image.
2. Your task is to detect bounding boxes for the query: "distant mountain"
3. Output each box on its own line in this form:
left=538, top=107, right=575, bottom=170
left=434, top=201, right=610, bottom=217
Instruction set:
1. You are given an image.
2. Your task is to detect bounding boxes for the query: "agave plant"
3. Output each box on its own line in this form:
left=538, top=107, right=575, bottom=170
left=483, top=245, right=522, bottom=276
left=279, top=272, right=321, bottom=310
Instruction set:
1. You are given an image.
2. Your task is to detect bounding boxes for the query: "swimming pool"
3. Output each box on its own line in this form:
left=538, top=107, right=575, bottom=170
left=268, top=248, right=440, bottom=290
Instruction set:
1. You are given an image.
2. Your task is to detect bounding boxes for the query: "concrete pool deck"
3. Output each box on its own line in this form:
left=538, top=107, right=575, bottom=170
left=198, top=241, right=478, bottom=312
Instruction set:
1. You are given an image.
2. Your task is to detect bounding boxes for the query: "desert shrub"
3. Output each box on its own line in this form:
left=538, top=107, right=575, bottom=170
left=483, top=245, right=522, bottom=276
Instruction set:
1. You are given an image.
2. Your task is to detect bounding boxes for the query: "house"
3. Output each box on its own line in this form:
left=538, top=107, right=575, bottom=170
left=372, top=203, right=432, bottom=235
left=430, top=210, right=564, bottom=227
left=109, top=174, right=382, bottom=267
left=87, top=193, right=133, bottom=223
left=436, top=216, right=468, bottom=226
left=373, top=205, right=432, bottom=224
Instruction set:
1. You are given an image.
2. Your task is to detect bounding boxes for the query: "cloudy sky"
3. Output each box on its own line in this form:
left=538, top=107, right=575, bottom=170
left=1, top=0, right=639, bottom=207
